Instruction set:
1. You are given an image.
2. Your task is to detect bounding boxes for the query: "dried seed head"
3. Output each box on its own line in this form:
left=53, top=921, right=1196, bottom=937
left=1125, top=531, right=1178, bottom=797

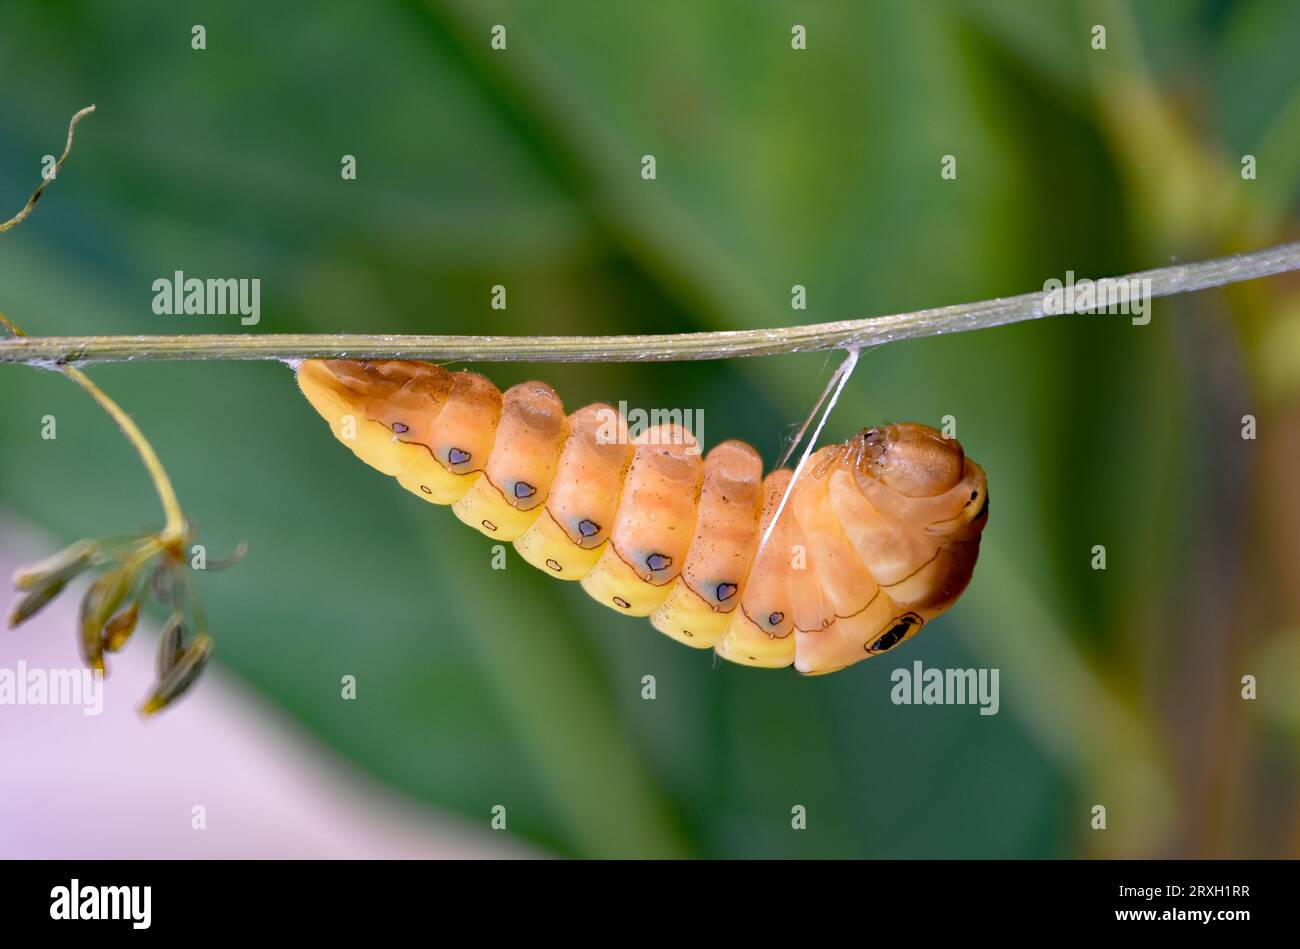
left=9, top=575, right=70, bottom=628
left=103, top=603, right=141, bottom=652
left=10, top=524, right=233, bottom=715
left=157, top=614, right=186, bottom=680
left=141, top=633, right=214, bottom=716
left=12, top=539, right=99, bottom=591
left=78, top=564, right=137, bottom=674
left=8, top=539, right=104, bottom=628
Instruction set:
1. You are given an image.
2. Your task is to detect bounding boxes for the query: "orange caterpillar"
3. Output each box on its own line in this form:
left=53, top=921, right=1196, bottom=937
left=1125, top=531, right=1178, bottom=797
left=297, top=360, right=988, bottom=674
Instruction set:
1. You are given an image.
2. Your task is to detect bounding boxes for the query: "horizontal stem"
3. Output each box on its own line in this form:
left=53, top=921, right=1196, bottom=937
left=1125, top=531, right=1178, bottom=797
left=3, top=241, right=1298, bottom=365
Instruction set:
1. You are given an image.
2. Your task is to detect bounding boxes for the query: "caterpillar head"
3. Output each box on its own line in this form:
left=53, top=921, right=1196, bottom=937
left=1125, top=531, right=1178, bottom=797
left=851, top=423, right=989, bottom=541
left=856, top=423, right=963, bottom=494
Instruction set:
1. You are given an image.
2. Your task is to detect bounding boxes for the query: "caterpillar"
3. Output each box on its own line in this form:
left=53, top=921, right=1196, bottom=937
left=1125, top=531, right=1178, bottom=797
left=296, top=359, right=988, bottom=674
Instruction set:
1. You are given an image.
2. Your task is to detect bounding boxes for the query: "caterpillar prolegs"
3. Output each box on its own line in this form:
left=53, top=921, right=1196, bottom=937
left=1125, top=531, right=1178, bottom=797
left=297, top=360, right=989, bottom=675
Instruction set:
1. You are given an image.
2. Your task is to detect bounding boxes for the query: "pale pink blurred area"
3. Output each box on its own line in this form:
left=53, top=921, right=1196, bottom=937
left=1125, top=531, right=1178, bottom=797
left=0, top=516, right=538, bottom=859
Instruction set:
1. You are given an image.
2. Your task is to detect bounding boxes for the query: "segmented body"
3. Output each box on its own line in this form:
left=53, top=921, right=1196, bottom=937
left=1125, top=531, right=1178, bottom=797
left=297, top=359, right=988, bottom=674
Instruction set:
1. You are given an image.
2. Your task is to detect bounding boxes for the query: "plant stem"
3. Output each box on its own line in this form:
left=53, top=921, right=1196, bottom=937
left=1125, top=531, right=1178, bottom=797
left=3, top=106, right=185, bottom=540
left=60, top=366, right=188, bottom=542
left=2, top=241, right=1296, bottom=366
left=0, top=105, right=96, bottom=234
left=4, top=313, right=186, bottom=541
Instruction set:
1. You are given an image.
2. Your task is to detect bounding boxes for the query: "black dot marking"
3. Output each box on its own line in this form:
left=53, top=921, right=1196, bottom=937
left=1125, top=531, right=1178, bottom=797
left=577, top=519, right=600, bottom=538
left=545, top=558, right=562, bottom=572
left=448, top=447, right=471, bottom=465
left=871, top=623, right=910, bottom=653
left=514, top=482, right=536, bottom=500
left=481, top=519, right=498, bottom=532
left=869, top=613, right=923, bottom=654
left=613, top=596, right=631, bottom=609
left=716, top=582, right=737, bottom=602
left=419, top=484, right=432, bottom=495
left=392, top=422, right=409, bottom=434
left=645, top=552, right=672, bottom=571
left=969, top=490, right=978, bottom=501
left=768, top=611, right=784, bottom=627
left=683, top=629, right=694, bottom=638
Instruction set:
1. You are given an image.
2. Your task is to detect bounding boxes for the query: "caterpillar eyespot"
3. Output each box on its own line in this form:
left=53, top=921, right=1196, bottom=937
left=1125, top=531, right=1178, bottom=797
left=297, top=359, right=989, bottom=675
left=869, top=611, right=924, bottom=654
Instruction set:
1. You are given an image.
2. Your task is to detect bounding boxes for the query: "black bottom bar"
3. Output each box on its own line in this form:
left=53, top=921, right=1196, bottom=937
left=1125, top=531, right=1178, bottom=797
left=0, top=858, right=1283, bottom=934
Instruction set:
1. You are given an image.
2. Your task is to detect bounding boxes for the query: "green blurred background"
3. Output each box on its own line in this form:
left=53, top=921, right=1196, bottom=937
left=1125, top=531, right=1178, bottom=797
left=2, top=0, right=1299, bottom=858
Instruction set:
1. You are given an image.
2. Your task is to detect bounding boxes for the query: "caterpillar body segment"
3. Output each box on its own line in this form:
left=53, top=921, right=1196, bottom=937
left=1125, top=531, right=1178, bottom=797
left=297, top=359, right=989, bottom=675
left=650, top=440, right=765, bottom=648
left=579, top=424, right=704, bottom=617
left=714, top=470, right=798, bottom=668
left=513, top=403, right=630, bottom=580
left=452, top=380, right=569, bottom=540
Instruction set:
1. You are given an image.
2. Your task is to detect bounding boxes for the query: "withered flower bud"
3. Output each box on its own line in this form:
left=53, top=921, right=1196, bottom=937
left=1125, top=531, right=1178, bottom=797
left=141, top=633, right=214, bottom=716
left=103, top=603, right=141, bottom=652
left=157, top=614, right=186, bottom=679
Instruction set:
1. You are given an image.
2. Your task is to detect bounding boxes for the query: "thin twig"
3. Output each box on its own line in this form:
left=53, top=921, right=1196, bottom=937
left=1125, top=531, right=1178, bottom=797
left=2, top=241, right=1297, bottom=366
left=61, top=366, right=188, bottom=543
left=0, top=104, right=96, bottom=234
left=2, top=105, right=185, bottom=541
left=2, top=309, right=188, bottom=543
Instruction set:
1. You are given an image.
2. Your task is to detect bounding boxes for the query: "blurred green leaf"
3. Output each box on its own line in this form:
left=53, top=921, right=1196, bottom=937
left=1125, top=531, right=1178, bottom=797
left=4, top=0, right=1297, bottom=858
